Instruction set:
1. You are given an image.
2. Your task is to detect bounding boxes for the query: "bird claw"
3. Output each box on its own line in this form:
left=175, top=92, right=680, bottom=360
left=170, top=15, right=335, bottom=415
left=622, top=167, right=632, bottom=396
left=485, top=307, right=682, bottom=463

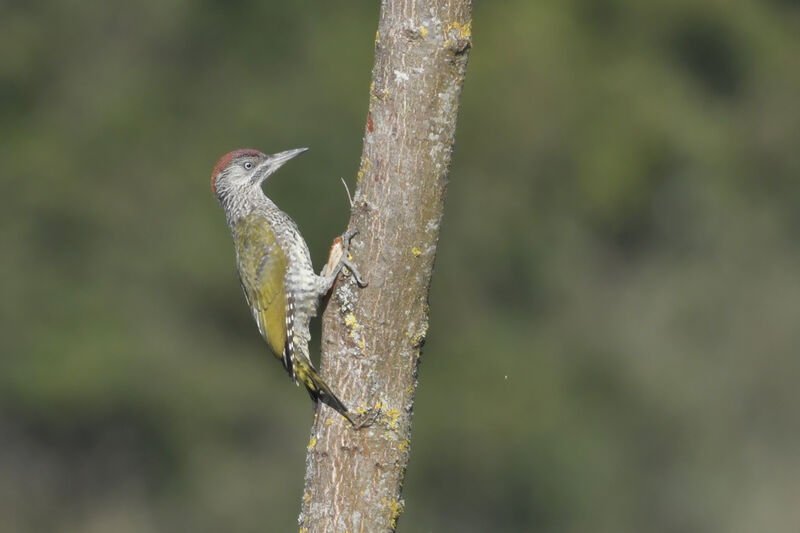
left=342, top=258, right=368, bottom=287
left=340, top=229, right=368, bottom=287
left=342, top=228, right=359, bottom=243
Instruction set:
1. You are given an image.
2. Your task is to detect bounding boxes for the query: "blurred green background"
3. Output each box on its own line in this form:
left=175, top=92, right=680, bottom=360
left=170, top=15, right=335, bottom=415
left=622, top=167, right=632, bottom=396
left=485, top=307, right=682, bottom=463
left=2, top=1, right=799, bottom=532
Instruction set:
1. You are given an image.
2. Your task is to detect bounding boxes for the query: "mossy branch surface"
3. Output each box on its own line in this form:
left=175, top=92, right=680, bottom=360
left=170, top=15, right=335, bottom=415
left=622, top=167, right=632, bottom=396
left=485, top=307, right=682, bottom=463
left=299, top=1, right=471, bottom=531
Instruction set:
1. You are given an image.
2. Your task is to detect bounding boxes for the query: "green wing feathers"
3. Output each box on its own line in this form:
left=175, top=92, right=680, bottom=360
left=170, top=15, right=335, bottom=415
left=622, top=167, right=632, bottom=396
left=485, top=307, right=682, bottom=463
left=235, top=215, right=288, bottom=360
left=234, top=214, right=352, bottom=424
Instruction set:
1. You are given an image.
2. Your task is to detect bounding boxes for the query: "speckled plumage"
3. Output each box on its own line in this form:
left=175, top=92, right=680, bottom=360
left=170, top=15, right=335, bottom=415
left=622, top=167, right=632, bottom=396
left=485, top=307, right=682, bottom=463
left=211, top=148, right=353, bottom=422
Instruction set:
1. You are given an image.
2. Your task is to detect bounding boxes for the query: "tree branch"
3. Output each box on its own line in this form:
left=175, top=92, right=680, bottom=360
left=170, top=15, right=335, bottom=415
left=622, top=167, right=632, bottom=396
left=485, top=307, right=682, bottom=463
left=300, top=1, right=471, bottom=531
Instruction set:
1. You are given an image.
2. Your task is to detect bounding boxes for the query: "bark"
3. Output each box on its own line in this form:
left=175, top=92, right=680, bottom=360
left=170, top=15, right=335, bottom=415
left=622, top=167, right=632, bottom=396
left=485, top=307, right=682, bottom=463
left=299, top=1, right=471, bottom=532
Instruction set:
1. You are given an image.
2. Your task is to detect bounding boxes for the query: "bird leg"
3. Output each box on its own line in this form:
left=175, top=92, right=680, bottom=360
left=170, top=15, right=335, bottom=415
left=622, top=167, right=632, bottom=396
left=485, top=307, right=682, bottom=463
left=318, top=228, right=368, bottom=294
left=338, top=228, right=368, bottom=287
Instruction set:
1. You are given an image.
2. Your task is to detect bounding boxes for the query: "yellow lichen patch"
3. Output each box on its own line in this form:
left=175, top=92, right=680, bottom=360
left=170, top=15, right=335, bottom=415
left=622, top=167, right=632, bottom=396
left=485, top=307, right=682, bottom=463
left=343, top=312, right=362, bottom=345
left=374, top=399, right=385, bottom=411
left=325, top=418, right=334, bottom=426
left=382, top=497, right=403, bottom=529
left=303, top=493, right=311, bottom=503
left=300, top=528, right=308, bottom=533
left=444, top=20, right=472, bottom=48
left=410, top=320, right=429, bottom=348
left=375, top=30, right=380, bottom=43
left=308, top=436, right=317, bottom=451
left=398, top=439, right=409, bottom=452
left=356, top=157, right=371, bottom=182
left=412, top=332, right=426, bottom=347
left=384, top=408, right=400, bottom=430
left=411, top=246, right=422, bottom=257
left=355, top=404, right=368, bottom=415
left=344, top=312, right=366, bottom=355
left=456, top=20, right=472, bottom=38
left=420, top=25, right=428, bottom=38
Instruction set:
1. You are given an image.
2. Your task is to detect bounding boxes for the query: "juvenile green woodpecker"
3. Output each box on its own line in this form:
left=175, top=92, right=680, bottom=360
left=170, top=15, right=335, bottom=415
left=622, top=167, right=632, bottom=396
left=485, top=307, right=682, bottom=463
left=211, top=147, right=366, bottom=424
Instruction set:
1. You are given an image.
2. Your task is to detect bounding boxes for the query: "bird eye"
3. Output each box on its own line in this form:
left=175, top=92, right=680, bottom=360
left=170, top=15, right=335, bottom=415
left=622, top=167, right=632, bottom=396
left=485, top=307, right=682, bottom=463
left=244, top=162, right=254, bottom=170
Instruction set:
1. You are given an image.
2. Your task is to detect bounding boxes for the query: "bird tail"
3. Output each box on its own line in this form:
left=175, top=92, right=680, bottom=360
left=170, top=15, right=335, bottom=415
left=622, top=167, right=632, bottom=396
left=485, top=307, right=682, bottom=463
left=294, top=359, right=354, bottom=426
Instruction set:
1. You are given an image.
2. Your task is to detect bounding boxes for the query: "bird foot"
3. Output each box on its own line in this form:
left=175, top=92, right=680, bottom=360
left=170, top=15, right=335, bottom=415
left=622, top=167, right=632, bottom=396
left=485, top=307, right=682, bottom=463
left=320, top=229, right=368, bottom=289
left=339, top=229, right=368, bottom=288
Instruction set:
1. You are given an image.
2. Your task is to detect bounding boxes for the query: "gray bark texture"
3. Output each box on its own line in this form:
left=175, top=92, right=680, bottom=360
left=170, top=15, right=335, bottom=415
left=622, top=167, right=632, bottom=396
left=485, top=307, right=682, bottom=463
left=298, top=1, right=471, bottom=532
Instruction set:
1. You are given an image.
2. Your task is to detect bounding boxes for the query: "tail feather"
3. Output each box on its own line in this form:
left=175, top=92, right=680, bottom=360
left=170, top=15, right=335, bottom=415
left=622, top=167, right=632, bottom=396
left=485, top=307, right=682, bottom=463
left=295, top=360, right=354, bottom=425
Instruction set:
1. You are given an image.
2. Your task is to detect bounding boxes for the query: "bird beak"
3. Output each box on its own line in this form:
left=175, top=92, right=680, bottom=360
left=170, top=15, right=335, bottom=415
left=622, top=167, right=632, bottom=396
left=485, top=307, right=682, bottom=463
left=255, top=147, right=308, bottom=185
left=269, top=147, right=309, bottom=168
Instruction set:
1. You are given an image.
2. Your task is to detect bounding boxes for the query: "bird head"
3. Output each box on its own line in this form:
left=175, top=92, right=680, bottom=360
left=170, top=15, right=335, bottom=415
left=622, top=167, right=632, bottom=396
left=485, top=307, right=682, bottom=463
left=211, top=147, right=308, bottom=199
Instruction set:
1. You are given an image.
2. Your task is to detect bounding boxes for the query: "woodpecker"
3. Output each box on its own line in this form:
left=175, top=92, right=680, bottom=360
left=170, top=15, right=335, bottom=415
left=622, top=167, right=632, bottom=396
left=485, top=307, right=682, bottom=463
left=211, top=147, right=366, bottom=424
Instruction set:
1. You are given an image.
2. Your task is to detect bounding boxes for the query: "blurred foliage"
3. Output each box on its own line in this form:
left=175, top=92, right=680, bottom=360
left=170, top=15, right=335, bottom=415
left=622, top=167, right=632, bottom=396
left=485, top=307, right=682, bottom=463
left=1, top=1, right=799, bottom=532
